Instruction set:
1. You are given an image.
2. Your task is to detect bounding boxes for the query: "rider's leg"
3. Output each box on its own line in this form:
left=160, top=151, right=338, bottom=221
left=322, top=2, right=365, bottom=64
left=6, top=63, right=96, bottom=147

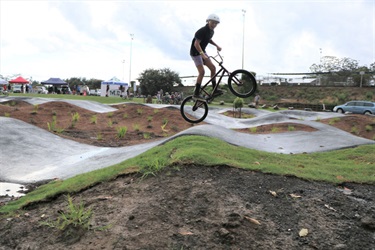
left=204, top=58, right=217, bottom=88
left=193, top=64, right=205, bottom=100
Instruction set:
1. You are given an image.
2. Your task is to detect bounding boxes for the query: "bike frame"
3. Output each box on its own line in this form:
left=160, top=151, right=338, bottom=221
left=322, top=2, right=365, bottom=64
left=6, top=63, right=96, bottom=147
left=199, top=52, right=231, bottom=99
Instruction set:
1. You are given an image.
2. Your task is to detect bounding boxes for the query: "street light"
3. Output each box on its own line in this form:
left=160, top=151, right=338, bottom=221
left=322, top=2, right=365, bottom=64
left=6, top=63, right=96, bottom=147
left=129, top=34, right=134, bottom=85
left=122, top=59, right=125, bottom=81
left=242, top=9, right=246, bottom=69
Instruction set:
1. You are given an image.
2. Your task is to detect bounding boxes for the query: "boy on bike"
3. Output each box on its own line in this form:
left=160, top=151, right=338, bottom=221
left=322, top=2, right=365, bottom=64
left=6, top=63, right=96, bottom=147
left=190, top=13, right=223, bottom=101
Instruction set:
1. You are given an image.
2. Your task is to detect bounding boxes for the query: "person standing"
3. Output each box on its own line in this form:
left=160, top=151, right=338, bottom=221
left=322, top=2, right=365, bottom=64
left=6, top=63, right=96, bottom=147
left=190, top=13, right=223, bottom=101
left=254, top=93, right=261, bottom=108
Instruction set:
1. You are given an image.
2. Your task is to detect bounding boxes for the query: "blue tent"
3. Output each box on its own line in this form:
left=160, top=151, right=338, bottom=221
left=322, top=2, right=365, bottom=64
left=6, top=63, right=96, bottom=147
left=41, top=78, right=67, bottom=85
left=100, top=77, right=128, bottom=97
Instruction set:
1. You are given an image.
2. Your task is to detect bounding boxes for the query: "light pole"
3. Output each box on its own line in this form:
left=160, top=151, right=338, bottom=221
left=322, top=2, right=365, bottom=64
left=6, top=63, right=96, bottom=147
left=129, top=34, right=134, bottom=85
left=122, top=59, right=125, bottom=81
left=242, top=9, right=246, bottom=69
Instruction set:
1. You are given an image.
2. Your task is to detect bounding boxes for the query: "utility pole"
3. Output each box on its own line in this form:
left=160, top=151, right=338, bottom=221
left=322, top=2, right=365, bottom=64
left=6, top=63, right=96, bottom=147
left=242, top=9, right=246, bottom=69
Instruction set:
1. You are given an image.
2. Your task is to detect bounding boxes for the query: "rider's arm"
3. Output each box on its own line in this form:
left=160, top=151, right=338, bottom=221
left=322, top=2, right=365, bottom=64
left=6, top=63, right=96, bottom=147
left=209, top=40, right=222, bottom=51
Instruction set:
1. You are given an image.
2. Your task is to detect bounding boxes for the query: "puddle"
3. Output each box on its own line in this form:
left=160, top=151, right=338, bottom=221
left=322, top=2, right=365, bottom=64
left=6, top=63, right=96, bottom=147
left=0, top=182, right=28, bottom=197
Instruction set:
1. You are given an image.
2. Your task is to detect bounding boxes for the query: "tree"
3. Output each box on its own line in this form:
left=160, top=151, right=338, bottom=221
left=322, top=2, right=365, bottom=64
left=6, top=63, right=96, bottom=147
left=233, top=97, right=244, bottom=118
left=309, top=56, right=374, bottom=86
left=138, top=68, right=181, bottom=96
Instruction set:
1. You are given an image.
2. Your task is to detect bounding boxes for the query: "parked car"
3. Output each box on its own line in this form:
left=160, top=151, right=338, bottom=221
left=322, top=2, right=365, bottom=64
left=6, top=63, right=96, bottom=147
left=12, top=84, right=22, bottom=93
left=36, top=86, right=48, bottom=94
left=333, top=101, right=375, bottom=115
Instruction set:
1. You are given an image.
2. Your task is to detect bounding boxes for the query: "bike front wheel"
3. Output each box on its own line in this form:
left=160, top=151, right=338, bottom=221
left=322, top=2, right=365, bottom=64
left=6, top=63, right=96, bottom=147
left=228, top=69, right=257, bottom=98
left=180, top=96, right=208, bottom=123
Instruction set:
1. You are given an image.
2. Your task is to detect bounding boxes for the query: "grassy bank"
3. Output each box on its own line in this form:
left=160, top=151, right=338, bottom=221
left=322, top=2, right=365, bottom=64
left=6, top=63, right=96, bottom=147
left=1, top=136, right=374, bottom=216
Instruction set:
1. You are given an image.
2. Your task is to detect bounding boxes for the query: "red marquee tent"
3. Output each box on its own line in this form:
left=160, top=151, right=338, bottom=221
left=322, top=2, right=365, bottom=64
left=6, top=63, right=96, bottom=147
left=9, top=76, right=29, bottom=84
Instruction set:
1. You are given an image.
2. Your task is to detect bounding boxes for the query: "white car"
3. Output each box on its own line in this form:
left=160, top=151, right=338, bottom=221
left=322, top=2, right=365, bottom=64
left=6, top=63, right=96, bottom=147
left=36, top=86, right=48, bottom=94
left=12, top=84, right=22, bottom=93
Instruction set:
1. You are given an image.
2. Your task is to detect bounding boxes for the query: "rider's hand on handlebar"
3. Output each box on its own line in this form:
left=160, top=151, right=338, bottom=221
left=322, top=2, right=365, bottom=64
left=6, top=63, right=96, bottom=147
left=216, top=46, right=222, bottom=52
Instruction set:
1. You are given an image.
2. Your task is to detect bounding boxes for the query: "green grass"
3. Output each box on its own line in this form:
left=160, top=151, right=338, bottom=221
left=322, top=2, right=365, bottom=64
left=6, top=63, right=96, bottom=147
left=1, top=135, right=374, bottom=216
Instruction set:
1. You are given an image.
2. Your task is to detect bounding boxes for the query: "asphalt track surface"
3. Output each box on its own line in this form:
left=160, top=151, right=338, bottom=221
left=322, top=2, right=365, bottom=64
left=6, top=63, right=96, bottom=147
left=1, top=96, right=374, bottom=187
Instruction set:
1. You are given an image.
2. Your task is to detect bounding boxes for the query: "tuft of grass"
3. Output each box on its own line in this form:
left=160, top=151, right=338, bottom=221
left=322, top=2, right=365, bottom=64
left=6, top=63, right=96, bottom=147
left=249, top=127, right=257, bottom=133
left=140, top=159, right=167, bottom=179
left=365, top=125, right=373, bottom=132
left=31, top=104, right=39, bottom=114
left=137, top=108, right=143, bottom=115
left=271, top=127, right=279, bottom=133
left=71, top=112, right=80, bottom=128
left=123, top=113, right=128, bottom=119
left=4, top=112, right=10, bottom=117
left=147, top=116, right=153, bottom=122
left=133, top=123, right=140, bottom=131
left=288, top=125, right=295, bottom=131
left=143, top=132, right=151, bottom=139
left=116, top=126, right=128, bottom=139
left=351, top=126, right=359, bottom=135
left=328, top=117, right=340, bottom=125
left=107, top=112, right=114, bottom=118
left=40, top=195, right=92, bottom=232
left=107, top=120, right=113, bottom=127
left=90, top=115, right=97, bottom=124
left=97, top=133, right=103, bottom=140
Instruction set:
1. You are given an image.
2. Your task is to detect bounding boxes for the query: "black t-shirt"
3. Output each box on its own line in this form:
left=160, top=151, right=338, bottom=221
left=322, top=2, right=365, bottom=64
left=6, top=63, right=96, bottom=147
left=190, top=24, right=214, bottom=56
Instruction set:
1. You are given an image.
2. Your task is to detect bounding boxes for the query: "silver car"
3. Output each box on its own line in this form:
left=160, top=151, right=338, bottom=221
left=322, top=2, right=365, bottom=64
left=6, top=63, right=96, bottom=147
left=333, top=101, right=375, bottom=115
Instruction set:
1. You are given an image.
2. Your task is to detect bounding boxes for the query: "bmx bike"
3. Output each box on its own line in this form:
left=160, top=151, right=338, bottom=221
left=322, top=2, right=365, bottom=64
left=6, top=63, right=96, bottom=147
left=180, top=51, right=257, bottom=123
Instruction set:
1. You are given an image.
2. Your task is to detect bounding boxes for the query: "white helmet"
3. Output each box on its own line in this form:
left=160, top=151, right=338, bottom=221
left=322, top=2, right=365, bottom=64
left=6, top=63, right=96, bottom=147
left=207, top=13, right=220, bottom=23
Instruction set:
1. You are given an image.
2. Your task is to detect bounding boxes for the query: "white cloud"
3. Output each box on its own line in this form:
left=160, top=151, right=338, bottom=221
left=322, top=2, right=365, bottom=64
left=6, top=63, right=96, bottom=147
left=0, top=0, right=374, bottom=83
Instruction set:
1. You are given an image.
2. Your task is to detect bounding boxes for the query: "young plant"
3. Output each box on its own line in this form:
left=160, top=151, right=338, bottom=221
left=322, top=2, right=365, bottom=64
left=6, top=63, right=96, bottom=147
left=107, top=112, right=114, bottom=118
left=123, top=113, right=128, bottom=119
left=116, top=126, right=128, bottom=139
left=249, top=127, right=257, bottom=133
left=288, top=125, right=295, bottom=131
left=140, top=159, right=166, bottom=179
left=90, top=115, right=97, bottom=124
left=147, top=116, right=153, bottom=122
left=71, top=112, right=80, bottom=128
left=107, top=119, right=113, bottom=127
left=47, top=115, right=57, bottom=132
left=31, top=104, right=39, bottom=114
left=365, top=125, right=373, bottom=132
left=96, top=133, right=103, bottom=140
left=137, top=108, right=143, bottom=115
left=40, top=195, right=92, bottom=232
left=133, top=123, right=140, bottom=131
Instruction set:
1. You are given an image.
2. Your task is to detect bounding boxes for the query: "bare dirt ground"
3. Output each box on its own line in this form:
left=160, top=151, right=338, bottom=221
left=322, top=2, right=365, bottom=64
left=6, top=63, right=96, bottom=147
left=1, top=100, right=375, bottom=250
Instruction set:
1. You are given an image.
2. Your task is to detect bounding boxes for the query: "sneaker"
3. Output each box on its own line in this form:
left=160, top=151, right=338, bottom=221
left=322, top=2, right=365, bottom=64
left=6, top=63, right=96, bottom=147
left=212, top=88, right=224, bottom=97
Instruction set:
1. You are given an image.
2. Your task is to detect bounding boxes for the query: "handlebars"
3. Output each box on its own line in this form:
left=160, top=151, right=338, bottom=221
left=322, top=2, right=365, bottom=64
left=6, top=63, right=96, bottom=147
left=210, top=50, right=224, bottom=65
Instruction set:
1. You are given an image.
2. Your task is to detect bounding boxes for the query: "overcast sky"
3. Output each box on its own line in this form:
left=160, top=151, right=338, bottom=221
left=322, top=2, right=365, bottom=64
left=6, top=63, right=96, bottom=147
left=1, top=0, right=374, bottom=84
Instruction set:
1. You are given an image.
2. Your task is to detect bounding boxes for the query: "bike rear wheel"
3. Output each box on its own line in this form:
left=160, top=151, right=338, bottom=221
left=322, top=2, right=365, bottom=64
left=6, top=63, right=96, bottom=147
left=228, top=69, right=257, bottom=98
left=180, top=96, right=208, bottom=123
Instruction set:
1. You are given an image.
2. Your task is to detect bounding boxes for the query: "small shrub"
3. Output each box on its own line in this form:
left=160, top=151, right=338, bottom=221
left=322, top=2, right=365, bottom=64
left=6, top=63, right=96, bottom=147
left=123, top=113, right=128, bottom=119
left=328, top=117, right=340, bottom=125
left=147, top=116, right=153, bottom=122
left=107, top=112, right=114, bottom=118
left=137, top=108, right=143, bottom=115
left=271, top=127, right=279, bottom=133
left=4, top=112, right=10, bottom=117
left=143, top=132, right=151, bottom=139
